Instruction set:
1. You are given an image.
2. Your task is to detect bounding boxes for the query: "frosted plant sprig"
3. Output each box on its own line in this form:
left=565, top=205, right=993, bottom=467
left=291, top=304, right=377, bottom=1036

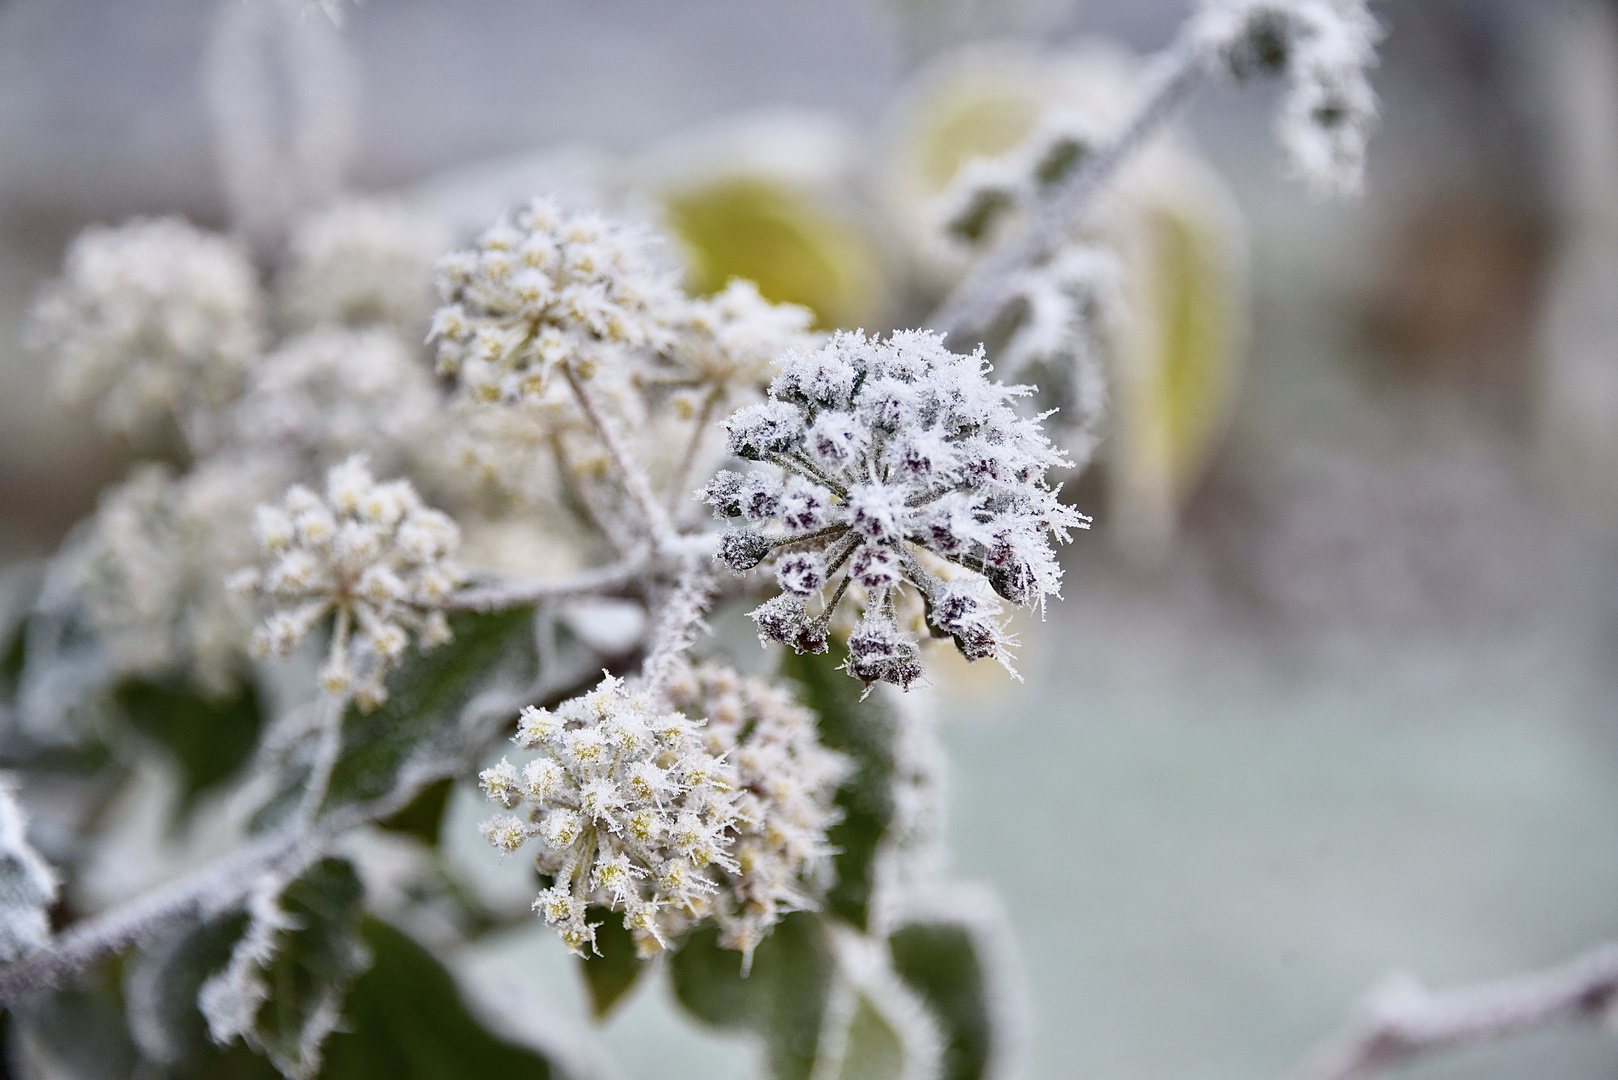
left=707, top=330, right=1089, bottom=689
left=429, top=196, right=685, bottom=403
left=663, top=661, right=850, bottom=969
left=1196, top=0, right=1380, bottom=197
left=232, top=456, right=464, bottom=710
left=29, top=217, right=262, bottom=447
left=478, top=675, right=742, bottom=957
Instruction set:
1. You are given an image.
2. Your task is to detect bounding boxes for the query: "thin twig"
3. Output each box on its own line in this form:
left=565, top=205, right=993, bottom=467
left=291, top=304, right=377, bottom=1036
left=1289, top=945, right=1618, bottom=1080
left=562, top=362, right=680, bottom=552
left=667, top=385, right=724, bottom=514
left=927, top=35, right=1210, bottom=341
left=0, top=831, right=308, bottom=1005
left=641, top=559, right=716, bottom=697
left=442, top=556, right=651, bottom=612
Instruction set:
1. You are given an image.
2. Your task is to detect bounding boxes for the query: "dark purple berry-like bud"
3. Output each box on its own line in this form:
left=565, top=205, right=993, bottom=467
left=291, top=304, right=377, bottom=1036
left=845, top=615, right=923, bottom=689
left=849, top=543, right=899, bottom=591
left=701, top=470, right=747, bottom=518
left=725, top=401, right=804, bottom=460
left=718, top=530, right=773, bottom=572
left=776, top=552, right=825, bottom=597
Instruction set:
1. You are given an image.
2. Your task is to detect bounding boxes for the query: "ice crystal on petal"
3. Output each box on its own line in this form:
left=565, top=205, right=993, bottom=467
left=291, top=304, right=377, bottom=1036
left=235, top=456, right=464, bottom=709
left=708, top=330, right=1089, bottom=688
left=479, top=676, right=745, bottom=957
left=29, top=217, right=262, bottom=447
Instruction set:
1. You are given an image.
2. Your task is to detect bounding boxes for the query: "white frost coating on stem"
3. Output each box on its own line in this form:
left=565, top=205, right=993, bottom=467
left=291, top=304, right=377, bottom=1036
left=0, top=781, right=57, bottom=965
left=1288, top=946, right=1618, bottom=1080
left=929, top=39, right=1207, bottom=340
left=204, top=0, right=357, bottom=254
left=562, top=361, right=683, bottom=553
left=640, top=562, right=716, bottom=698
left=1195, top=0, right=1381, bottom=197
left=441, top=554, right=651, bottom=612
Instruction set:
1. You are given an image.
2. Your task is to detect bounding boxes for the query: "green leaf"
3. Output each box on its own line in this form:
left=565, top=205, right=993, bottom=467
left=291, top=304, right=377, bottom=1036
left=375, top=777, right=454, bottom=848
left=577, top=906, right=644, bottom=1019
left=889, top=923, right=994, bottom=1080
left=317, top=607, right=537, bottom=819
left=318, top=918, right=560, bottom=1080
left=833, top=993, right=910, bottom=1080
left=200, top=858, right=371, bottom=1080
left=125, top=910, right=252, bottom=1067
left=10, top=974, right=142, bottom=1080
left=778, top=648, right=897, bottom=932
left=116, top=678, right=263, bottom=817
left=669, top=911, right=836, bottom=1080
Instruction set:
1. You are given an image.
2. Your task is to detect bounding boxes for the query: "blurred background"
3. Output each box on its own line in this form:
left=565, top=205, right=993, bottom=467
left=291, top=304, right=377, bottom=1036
left=4, top=1, right=1618, bottom=1078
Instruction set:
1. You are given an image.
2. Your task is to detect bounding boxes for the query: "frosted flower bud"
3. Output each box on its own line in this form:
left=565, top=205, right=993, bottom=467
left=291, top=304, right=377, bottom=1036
left=479, top=758, right=520, bottom=808
left=233, top=456, right=465, bottom=709
left=480, top=815, right=530, bottom=854
left=711, top=330, right=1088, bottom=687
left=478, top=675, right=743, bottom=956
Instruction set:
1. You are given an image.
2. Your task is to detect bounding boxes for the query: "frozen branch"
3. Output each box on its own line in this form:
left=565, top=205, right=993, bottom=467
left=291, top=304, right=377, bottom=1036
left=0, top=831, right=310, bottom=1006
left=927, top=35, right=1209, bottom=341
left=441, top=555, right=652, bottom=612
left=1289, top=945, right=1618, bottom=1080
left=561, top=362, right=682, bottom=553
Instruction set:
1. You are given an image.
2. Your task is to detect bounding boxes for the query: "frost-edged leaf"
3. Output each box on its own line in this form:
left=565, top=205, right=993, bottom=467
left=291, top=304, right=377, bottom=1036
left=670, top=911, right=836, bottom=1080
left=888, top=923, right=993, bottom=1080
left=316, top=607, right=537, bottom=819
left=817, top=933, right=942, bottom=1080
left=578, top=906, right=644, bottom=1019
left=0, top=780, right=57, bottom=962
left=319, top=917, right=562, bottom=1080
left=116, top=678, right=263, bottom=817
left=199, top=857, right=370, bottom=1080
left=831, top=994, right=910, bottom=1080
left=780, top=648, right=897, bottom=932
left=125, top=910, right=251, bottom=1068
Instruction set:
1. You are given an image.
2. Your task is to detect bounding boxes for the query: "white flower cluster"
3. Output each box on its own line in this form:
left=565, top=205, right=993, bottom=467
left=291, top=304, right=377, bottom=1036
left=68, top=460, right=273, bottom=697
left=429, top=197, right=684, bottom=402
left=649, top=279, right=821, bottom=414
left=233, top=456, right=463, bottom=709
left=29, top=217, right=262, bottom=444
left=278, top=199, right=450, bottom=336
left=663, top=660, right=850, bottom=965
left=1197, top=0, right=1380, bottom=196
left=708, top=330, right=1089, bottom=688
left=235, top=327, right=444, bottom=475
left=478, top=675, right=741, bottom=957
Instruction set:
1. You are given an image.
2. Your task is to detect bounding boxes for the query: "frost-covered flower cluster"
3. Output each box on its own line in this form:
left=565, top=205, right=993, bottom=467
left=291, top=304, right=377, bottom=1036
left=233, top=456, right=463, bottom=709
left=68, top=459, right=275, bottom=697
left=429, top=197, right=684, bottom=402
left=1197, top=0, right=1380, bottom=196
left=648, top=279, right=821, bottom=415
left=478, top=675, right=742, bottom=957
left=29, top=217, right=262, bottom=444
left=235, top=327, right=444, bottom=474
left=663, top=660, right=850, bottom=964
left=708, top=330, right=1089, bottom=688
left=278, top=199, right=450, bottom=336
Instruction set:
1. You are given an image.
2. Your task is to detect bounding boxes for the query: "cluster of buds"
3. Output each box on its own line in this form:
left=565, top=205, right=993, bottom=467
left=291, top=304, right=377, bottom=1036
left=663, top=661, right=850, bottom=967
left=707, top=330, right=1088, bottom=688
left=428, top=197, right=684, bottom=403
left=232, top=456, right=463, bottom=710
left=29, top=217, right=261, bottom=444
left=478, top=675, right=742, bottom=957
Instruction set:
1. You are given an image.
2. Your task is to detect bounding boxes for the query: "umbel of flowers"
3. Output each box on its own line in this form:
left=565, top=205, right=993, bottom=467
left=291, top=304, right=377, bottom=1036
left=708, top=330, right=1089, bottom=688
left=663, top=660, right=850, bottom=966
left=231, top=455, right=464, bottom=710
left=479, top=675, right=743, bottom=957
